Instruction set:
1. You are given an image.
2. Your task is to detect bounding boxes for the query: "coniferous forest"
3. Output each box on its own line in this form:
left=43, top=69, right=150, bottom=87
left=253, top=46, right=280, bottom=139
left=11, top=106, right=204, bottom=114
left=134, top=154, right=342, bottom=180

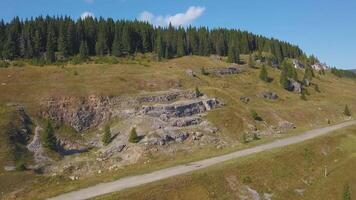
left=0, top=16, right=304, bottom=63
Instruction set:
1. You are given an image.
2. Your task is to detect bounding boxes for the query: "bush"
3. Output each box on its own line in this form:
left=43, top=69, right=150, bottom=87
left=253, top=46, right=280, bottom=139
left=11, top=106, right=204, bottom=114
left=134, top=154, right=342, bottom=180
left=344, top=105, right=351, bottom=116
left=259, top=64, right=269, bottom=82
left=102, top=124, right=112, bottom=145
left=16, top=162, right=26, bottom=171
left=70, top=56, right=87, bottom=65
left=314, top=84, right=320, bottom=92
left=301, top=90, right=307, bottom=101
left=128, top=127, right=139, bottom=143
left=12, top=61, right=25, bottom=67
left=201, top=67, right=209, bottom=75
left=195, top=86, right=202, bottom=97
left=94, top=56, right=119, bottom=64
left=0, top=60, right=10, bottom=68
left=251, top=110, right=262, bottom=121
left=73, top=70, right=78, bottom=76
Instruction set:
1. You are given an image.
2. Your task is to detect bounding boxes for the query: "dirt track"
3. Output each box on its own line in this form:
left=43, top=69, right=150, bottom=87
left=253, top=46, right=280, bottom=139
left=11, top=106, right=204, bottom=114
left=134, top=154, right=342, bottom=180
left=49, top=120, right=356, bottom=200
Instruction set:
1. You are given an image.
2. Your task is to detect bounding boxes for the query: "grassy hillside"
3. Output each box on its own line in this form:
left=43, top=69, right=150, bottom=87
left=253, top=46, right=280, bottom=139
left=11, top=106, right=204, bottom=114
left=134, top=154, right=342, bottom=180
left=1, top=55, right=356, bottom=199
left=95, top=125, right=356, bottom=200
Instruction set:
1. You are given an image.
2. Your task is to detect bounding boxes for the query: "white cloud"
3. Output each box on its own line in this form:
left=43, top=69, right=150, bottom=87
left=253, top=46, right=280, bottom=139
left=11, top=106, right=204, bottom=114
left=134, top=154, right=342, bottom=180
left=81, top=11, right=94, bottom=19
left=138, top=6, right=205, bottom=27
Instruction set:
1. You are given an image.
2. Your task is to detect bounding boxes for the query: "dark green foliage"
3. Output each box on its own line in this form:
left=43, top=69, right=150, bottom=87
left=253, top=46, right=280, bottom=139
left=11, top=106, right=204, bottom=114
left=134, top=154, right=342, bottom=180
left=251, top=110, right=262, bottom=121
left=331, top=67, right=356, bottom=79
left=259, top=65, right=269, bottom=82
left=16, top=162, right=26, bottom=171
left=343, top=184, right=351, bottom=200
left=0, top=16, right=304, bottom=63
left=102, top=124, right=112, bottom=145
left=303, top=66, right=314, bottom=81
left=128, top=127, right=139, bottom=143
left=195, top=86, right=202, bottom=97
left=79, top=41, right=89, bottom=59
left=344, top=105, right=351, bottom=116
left=42, top=120, right=57, bottom=151
left=280, top=60, right=298, bottom=90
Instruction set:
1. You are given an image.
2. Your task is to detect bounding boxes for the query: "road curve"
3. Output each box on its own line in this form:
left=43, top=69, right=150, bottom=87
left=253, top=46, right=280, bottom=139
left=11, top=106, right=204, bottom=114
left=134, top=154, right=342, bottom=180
left=48, top=120, right=356, bottom=200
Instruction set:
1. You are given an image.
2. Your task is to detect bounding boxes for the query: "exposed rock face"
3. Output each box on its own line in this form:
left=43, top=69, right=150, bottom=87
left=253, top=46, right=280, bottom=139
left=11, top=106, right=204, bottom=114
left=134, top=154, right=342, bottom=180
left=186, top=69, right=196, bottom=78
left=141, top=98, right=221, bottom=119
left=206, top=67, right=241, bottom=75
left=311, top=63, right=328, bottom=71
left=27, top=126, right=50, bottom=163
left=287, top=79, right=302, bottom=93
left=171, top=117, right=202, bottom=127
left=260, top=91, right=278, bottom=100
left=41, top=90, right=199, bottom=132
left=292, top=59, right=305, bottom=69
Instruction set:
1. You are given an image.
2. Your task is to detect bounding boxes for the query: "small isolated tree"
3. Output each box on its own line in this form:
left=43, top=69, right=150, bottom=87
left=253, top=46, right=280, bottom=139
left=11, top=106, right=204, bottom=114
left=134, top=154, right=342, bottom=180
left=259, top=64, right=269, bottom=82
left=248, top=54, right=255, bottom=68
left=129, top=127, right=139, bottom=143
left=195, top=86, right=202, bottom=97
left=344, top=105, right=351, bottom=116
left=343, top=183, right=351, bottom=200
left=241, top=133, right=248, bottom=144
left=251, top=110, right=263, bottom=121
left=42, top=120, right=57, bottom=151
left=102, top=124, right=112, bottom=145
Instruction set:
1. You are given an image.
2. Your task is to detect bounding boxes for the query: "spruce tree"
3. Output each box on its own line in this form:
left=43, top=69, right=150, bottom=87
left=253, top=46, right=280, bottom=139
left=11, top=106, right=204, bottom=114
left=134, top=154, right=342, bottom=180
left=102, top=124, right=112, bottom=145
left=227, top=42, right=239, bottom=63
left=2, top=33, right=16, bottom=59
left=303, top=66, right=314, bottom=81
left=57, top=25, right=69, bottom=57
left=95, top=24, right=108, bottom=56
left=280, top=65, right=289, bottom=89
left=112, top=31, right=123, bottom=57
left=128, top=127, right=139, bottom=143
left=42, top=120, right=57, bottom=151
left=259, top=65, right=269, bottom=82
left=79, top=40, right=89, bottom=59
left=33, top=30, right=41, bottom=58
left=155, top=30, right=164, bottom=60
left=45, top=28, right=55, bottom=63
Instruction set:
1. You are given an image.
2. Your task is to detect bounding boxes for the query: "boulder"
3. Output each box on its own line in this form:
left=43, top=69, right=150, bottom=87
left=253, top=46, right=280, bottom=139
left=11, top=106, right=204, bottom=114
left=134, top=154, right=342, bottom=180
left=303, top=79, right=310, bottom=86
left=292, top=59, right=305, bottom=69
left=240, top=96, right=250, bottom=104
left=260, top=91, right=278, bottom=100
left=186, top=69, right=196, bottom=77
left=287, top=79, right=302, bottom=93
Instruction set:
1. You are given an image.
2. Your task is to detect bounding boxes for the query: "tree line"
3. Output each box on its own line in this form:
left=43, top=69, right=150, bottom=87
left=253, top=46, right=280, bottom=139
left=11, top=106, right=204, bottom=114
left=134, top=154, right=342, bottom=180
left=0, top=16, right=304, bottom=63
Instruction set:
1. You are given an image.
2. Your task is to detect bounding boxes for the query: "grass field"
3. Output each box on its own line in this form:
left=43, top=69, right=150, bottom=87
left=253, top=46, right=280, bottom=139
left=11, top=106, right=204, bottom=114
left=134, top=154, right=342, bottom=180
left=94, top=125, right=356, bottom=200
left=1, top=55, right=356, bottom=199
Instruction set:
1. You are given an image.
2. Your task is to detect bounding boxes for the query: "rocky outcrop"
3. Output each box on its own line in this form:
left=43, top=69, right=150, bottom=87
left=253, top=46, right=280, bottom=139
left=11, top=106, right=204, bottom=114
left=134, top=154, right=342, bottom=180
left=206, top=67, right=241, bottom=75
left=278, top=121, right=296, bottom=130
left=27, top=126, right=50, bottom=163
left=141, top=98, right=221, bottom=119
left=260, top=91, right=278, bottom=100
left=41, top=90, right=201, bottom=132
left=292, top=59, right=305, bottom=69
left=171, top=117, right=202, bottom=127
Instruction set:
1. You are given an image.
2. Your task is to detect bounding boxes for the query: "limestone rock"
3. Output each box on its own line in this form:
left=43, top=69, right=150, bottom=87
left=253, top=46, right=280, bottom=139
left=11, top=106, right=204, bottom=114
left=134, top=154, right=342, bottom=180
left=260, top=91, right=278, bottom=100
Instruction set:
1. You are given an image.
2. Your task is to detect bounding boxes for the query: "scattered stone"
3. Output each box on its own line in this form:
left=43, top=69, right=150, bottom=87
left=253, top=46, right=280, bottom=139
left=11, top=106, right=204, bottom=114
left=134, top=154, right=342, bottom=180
left=295, top=188, right=305, bottom=196
left=303, top=79, right=310, bottom=86
left=186, top=69, right=196, bottom=77
left=206, top=67, right=242, bottom=75
left=171, top=117, right=202, bottom=127
left=98, top=170, right=102, bottom=174
left=240, top=96, right=250, bottom=104
left=260, top=91, right=278, bottom=100
left=4, top=165, right=16, bottom=171
left=1, top=82, right=6, bottom=86
left=278, top=121, right=296, bottom=130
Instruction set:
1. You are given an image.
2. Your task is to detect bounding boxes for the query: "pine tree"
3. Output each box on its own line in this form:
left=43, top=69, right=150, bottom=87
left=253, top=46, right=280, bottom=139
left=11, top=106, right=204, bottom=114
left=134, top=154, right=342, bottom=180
left=128, top=127, right=139, bottom=143
left=259, top=65, right=269, bottom=82
left=42, top=120, right=57, bottom=151
left=102, top=124, right=112, bottom=145
left=195, top=86, right=202, bottom=97
left=227, top=42, right=239, bottom=63
left=45, top=28, right=55, bottom=63
left=344, top=105, right=351, bottom=116
left=57, top=24, right=69, bottom=57
left=280, top=65, right=289, bottom=90
left=155, top=30, right=164, bottom=60
left=112, top=31, right=123, bottom=57
left=79, top=40, right=89, bottom=59
left=33, top=30, right=41, bottom=58
left=303, top=66, right=314, bottom=81
left=95, top=23, right=108, bottom=56
left=2, top=33, right=16, bottom=59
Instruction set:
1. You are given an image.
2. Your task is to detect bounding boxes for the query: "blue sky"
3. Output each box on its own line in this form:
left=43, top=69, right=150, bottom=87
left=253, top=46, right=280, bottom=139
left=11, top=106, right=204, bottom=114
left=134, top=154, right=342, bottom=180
left=1, top=0, right=355, bottom=69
